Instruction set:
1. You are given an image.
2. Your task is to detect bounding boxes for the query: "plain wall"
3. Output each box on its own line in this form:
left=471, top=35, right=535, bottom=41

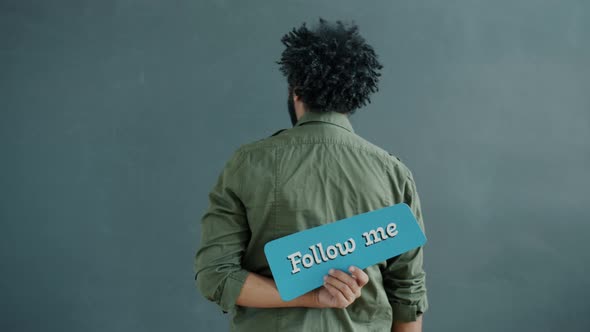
left=1, top=0, right=589, bottom=331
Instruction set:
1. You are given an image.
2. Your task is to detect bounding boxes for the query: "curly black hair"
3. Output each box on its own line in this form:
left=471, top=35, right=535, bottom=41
left=276, top=18, right=383, bottom=114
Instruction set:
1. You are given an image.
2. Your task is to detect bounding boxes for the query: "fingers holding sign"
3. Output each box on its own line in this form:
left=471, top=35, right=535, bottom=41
left=316, top=266, right=369, bottom=309
left=348, top=266, right=369, bottom=287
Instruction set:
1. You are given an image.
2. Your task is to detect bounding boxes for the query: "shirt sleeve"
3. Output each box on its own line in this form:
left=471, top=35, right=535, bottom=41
left=194, top=150, right=250, bottom=313
left=382, top=168, right=429, bottom=322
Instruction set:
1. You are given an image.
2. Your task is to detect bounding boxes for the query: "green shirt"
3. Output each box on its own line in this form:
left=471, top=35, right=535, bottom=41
left=194, top=111, right=428, bottom=331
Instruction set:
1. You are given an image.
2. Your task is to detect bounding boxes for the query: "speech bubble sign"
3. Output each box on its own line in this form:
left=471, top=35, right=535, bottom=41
left=264, top=203, right=426, bottom=301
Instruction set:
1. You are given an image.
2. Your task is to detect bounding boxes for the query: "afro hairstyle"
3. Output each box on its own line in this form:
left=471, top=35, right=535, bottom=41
left=276, top=18, right=383, bottom=114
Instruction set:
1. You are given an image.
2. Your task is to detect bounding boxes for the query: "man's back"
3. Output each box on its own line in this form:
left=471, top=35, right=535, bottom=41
left=195, top=111, right=427, bottom=331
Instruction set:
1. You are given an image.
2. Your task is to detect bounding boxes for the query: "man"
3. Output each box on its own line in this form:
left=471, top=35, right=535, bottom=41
left=195, top=18, right=428, bottom=331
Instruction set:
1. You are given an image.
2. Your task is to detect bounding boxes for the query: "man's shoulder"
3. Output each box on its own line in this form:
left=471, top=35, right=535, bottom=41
left=269, top=128, right=288, bottom=137
left=232, top=128, right=413, bottom=176
left=232, top=128, right=291, bottom=156
left=351, top=134, right=410, bottom=171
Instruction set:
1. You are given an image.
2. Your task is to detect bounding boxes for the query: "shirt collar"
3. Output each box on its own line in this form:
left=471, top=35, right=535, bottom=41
left=294, top=111, right=354, bottom=133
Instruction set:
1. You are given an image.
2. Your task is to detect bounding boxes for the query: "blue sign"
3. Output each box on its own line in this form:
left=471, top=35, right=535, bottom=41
left=264, top=203, right=427, bottom=301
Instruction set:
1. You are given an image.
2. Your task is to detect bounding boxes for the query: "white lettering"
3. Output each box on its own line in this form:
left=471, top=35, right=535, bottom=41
left=287, top=252, right=302, bottom=274
left=285, top=238, right=359, bottom=273
left=386, top=223, right=398, bottom=238
left=362, top=227, right=388, bottom=246
left=309, top=245, right=322, bottom=264
left=316, top=243, right=329, bottom=262
left=302, top=254, right=314, bottom=268
left=326, top=245, right=338, bottom=260
left=335, top=238, right=356, bottom=255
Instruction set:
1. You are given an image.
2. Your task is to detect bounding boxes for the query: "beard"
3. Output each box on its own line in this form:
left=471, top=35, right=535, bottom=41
left=287, top=89, right=298, bottom=126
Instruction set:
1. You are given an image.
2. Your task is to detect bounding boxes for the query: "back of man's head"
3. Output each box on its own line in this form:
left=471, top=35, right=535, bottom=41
left=277, top=18, right=384, bottom=115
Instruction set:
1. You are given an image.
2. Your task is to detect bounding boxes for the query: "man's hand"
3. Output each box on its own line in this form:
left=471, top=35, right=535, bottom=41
left=314, top=266, right=369, bottom=309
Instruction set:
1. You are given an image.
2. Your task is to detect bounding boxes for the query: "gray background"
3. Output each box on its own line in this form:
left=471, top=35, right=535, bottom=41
left=1, top=0, right=589, bottom=331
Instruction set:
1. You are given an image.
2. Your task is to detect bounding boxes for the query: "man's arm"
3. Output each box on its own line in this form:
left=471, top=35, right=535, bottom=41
left=236, top=266, right=369, bottom=309
left=194, top=150, right=369, bottom=311
left=194, top=150, right=250, bottom=313
left=392, top=316, right=423, bottom=332
left=236, top=272, right=316, bottom=308
left=382, top=168, right=428, bottom=329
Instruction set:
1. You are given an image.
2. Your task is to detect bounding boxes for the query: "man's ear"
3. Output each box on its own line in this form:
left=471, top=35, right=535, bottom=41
left=292, top=86, right=303, bottom=99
